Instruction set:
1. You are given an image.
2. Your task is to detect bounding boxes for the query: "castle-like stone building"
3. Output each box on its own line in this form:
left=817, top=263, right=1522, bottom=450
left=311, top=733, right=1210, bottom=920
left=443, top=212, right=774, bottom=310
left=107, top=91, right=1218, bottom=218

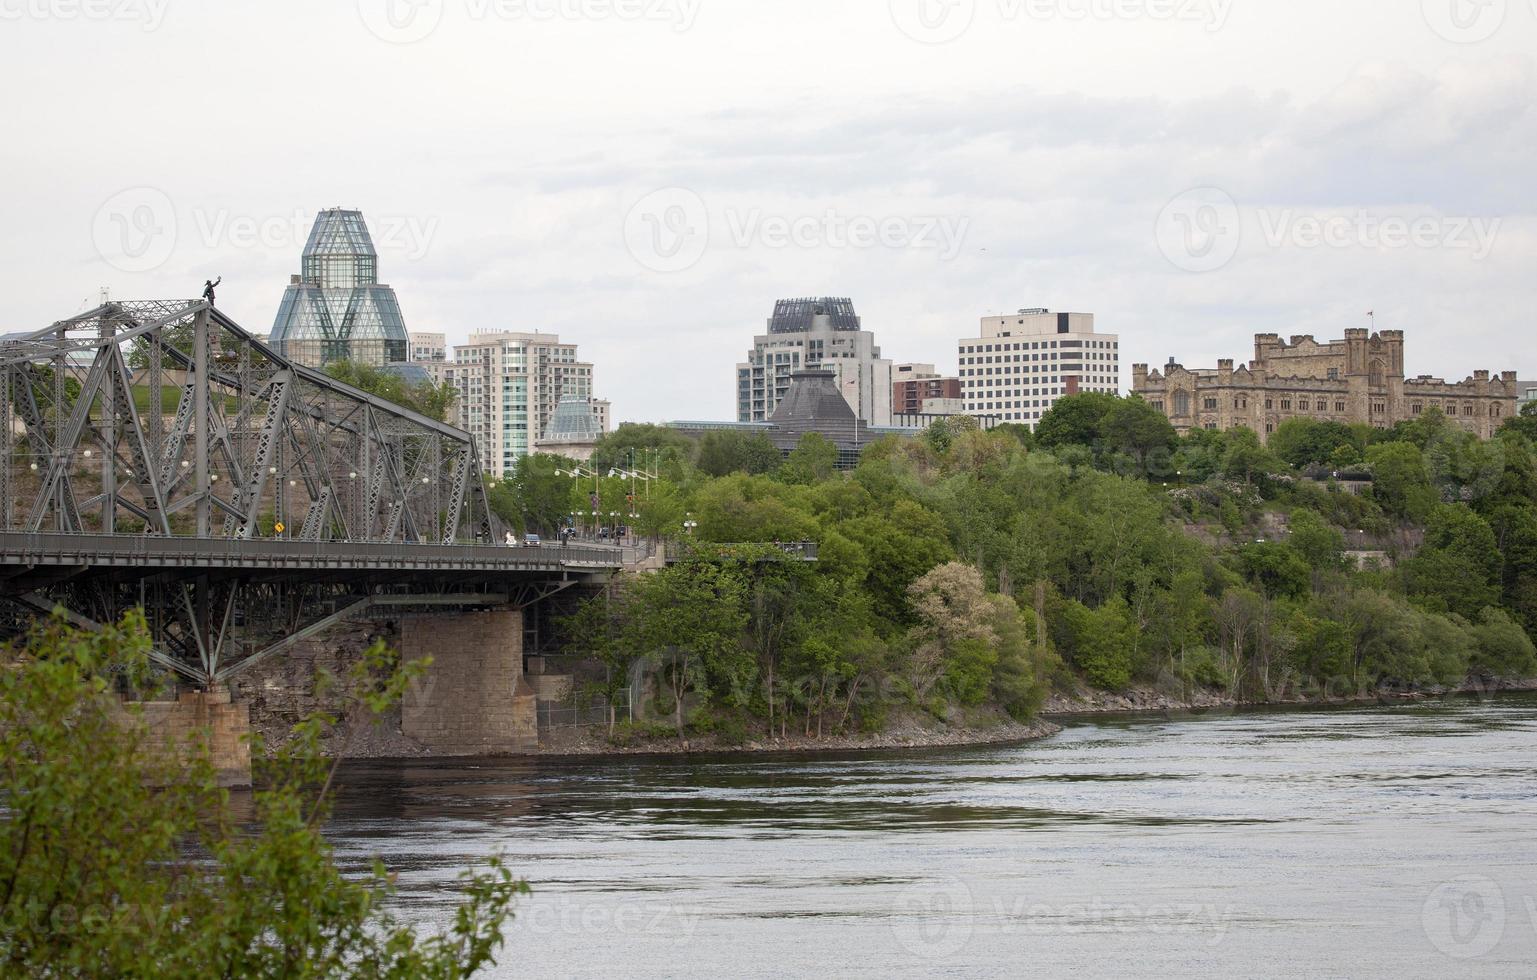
left=1132, top=330, right=1517, bottom=443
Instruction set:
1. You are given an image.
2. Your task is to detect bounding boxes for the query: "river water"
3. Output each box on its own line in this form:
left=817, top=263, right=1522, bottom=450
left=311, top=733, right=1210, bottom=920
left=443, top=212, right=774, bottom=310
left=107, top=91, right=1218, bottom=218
left=327, top=694, right=1537, bottom=978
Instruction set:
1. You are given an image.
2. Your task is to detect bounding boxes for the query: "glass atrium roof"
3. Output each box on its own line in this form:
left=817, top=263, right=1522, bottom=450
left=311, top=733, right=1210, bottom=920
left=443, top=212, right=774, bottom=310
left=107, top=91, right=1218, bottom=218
left=269, top=209, right=408, bottom=368
left=542, top=395, right=601, bottom=443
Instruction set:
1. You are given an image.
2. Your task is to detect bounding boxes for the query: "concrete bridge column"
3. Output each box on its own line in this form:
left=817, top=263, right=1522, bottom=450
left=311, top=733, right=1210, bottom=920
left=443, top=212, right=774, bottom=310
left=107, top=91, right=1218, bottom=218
left=400, top=608, right=538, bottom=754
left=134, top=690, right=253, bottom=788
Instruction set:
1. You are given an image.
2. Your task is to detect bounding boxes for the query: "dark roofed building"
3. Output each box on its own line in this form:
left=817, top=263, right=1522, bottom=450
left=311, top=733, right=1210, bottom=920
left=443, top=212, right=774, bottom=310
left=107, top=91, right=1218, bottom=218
left=675, top=368, right=992, bottom=469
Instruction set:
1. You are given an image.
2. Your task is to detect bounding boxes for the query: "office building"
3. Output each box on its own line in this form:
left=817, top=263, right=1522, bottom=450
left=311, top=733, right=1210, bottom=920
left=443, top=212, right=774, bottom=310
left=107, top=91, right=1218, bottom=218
left=737, top=297, right=894, bottom=426
left=959, top=309, right=1120, bottom=426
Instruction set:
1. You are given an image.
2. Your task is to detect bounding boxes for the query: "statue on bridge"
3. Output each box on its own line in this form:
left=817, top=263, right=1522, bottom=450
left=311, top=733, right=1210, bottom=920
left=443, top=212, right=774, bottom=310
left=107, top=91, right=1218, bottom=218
left=201, top=276, right=222, bottom=305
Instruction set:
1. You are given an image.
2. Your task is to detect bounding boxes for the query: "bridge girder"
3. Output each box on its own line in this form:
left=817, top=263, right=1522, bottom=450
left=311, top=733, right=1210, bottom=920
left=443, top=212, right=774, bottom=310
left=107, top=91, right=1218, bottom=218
left=0, top=299, right=495, bottom=546
left=0, top=299, right=623, bottom=686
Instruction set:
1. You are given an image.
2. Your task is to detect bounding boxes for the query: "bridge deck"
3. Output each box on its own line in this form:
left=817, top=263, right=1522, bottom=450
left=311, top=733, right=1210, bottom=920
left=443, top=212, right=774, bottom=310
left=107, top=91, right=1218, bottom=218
left=0, top=532, right=624, bottom=584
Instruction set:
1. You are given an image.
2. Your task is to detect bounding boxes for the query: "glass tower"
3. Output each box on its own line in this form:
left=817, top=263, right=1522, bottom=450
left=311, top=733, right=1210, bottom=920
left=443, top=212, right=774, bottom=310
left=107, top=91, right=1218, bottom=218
left=269, top=209, right=409, bottom=369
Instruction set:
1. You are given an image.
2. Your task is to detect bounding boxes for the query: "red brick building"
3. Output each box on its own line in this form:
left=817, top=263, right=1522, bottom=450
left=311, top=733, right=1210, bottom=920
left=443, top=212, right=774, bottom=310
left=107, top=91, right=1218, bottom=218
left=893, top=363, right=961, bottom=415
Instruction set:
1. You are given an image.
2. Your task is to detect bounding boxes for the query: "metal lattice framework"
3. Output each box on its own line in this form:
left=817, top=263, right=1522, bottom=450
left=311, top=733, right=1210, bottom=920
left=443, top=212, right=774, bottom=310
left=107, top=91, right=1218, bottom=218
left=0, top=299, right=494, bottom=544
left=0, top=299, right=623, bottom=687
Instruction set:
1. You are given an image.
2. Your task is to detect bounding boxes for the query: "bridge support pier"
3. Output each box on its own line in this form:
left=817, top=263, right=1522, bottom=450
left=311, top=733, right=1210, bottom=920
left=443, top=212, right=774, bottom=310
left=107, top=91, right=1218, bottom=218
left=133, top=690, right=253, bottom=788
left=400, top=608, right=538, bottom=754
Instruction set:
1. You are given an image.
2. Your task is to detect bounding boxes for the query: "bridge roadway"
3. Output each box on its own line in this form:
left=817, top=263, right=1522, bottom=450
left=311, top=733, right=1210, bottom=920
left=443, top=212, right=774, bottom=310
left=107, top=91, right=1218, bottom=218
left=0, top=534, right=630, bottom=602
left=1, top=534, right=624, bottom=580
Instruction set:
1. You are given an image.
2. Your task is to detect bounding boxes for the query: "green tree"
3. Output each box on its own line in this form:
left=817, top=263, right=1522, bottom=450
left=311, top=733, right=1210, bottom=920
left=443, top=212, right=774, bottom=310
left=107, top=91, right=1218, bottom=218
left=624, top=559, right=750, bottom=736
left=1101, top=396, right=1177, bottom=475
left=1288, top=509, right=1346, bottom=587
left=1365, top=441, right=1436, bottom=521
left=1499, top=401, right=1537, bottom=443
left=1237, top=541, right=1311, bottom=600
left=324, top=360, right=456, bottom=424
left=1402, top=505, right=1501, bottom=618
left=558, top=592, right=630, bottom=732
left=1267, top=418, right=1362, bottom=469
left=588, top=423, right=697, bottom=475
left=1221, top=428, right=1282, bottom=486
left=1468, top=607, right=1537, bottom=679
left=489, top=454, right=578, bottom=536
left=780, top=432, right=840, bottom=485
left=1034, top=392, right=1120, bottom=451
left=0, top=612, right=522, bottom=977
left=696, top=430, right=782, bottom=477
left=1055, top=596, right=1136, bottom=690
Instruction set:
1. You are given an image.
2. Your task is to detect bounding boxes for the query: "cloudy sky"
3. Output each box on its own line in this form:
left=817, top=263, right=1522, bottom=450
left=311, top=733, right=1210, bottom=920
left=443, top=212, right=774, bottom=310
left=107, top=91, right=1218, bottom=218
left=2, top=0, right=1533, bottom=423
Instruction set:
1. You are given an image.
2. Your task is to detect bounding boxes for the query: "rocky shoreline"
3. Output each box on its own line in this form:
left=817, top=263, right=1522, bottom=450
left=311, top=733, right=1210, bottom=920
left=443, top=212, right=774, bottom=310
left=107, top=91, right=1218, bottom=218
left=322, top=681, right=1537, bottom=761
left=532, top=715, right=1062, bottom=757
left=1040, top=678, right=1537, bottom=719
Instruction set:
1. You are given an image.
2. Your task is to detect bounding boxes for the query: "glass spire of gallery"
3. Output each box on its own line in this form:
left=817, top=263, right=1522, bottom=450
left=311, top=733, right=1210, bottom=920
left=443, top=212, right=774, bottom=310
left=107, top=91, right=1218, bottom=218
left=269, top=209, right=409, bottom=369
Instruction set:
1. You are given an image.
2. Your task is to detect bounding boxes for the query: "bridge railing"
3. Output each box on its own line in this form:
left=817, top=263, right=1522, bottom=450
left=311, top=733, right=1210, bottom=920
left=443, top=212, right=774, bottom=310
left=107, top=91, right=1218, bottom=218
left=0, top=530, right=625, bottom=571
left=664, top=539, right=820, bottom=563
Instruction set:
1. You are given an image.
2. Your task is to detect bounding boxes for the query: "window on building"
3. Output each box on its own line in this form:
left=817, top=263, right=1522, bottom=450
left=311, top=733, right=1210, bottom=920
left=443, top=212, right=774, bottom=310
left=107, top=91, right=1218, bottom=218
left=1173, top=391, right=1191, bottom=416
left=1281, top=399, right=1291, bottom=411
left=1335, top=401, right=1346, bottom=413
left=1411, top=404, right=1422, bottom=415
left=1203, top=398, right=1218, bottom=410
left=1265, top=399, right=1274, bottom=410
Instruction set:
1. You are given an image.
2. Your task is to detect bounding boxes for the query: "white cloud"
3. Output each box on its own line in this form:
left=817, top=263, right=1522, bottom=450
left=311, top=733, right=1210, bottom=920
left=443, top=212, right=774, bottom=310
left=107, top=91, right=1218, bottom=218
left=0, top=0, right=1534, bottom=424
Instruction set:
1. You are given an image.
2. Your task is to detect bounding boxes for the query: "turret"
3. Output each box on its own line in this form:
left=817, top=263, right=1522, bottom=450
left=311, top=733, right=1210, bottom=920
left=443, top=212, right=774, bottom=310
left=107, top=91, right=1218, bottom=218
left=1132, top=363, right=1149, bottom=389
left=1254, top=333, right=1282, bottom=363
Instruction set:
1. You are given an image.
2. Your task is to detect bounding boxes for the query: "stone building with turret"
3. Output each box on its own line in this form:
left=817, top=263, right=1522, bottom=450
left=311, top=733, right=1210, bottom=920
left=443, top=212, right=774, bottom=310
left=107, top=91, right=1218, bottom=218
left=1131, top=330, right=1516, bottom=443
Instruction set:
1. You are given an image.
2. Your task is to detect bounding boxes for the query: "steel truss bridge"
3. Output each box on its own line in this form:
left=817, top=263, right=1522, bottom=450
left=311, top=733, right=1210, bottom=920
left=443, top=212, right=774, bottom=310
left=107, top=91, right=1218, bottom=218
left=0, top=299, right=621, bottom=686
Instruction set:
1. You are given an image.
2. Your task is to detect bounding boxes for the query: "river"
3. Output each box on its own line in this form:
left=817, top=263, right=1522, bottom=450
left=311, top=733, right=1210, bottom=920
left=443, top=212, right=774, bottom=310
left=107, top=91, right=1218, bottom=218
left=326, top=693, right=1537, bottom=978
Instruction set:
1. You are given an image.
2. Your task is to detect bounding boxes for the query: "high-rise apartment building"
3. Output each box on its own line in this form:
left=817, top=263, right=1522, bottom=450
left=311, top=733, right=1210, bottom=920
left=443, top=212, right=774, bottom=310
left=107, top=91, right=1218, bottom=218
left=737, top=297, right=893, bottom=426
left=443, top=332, right=606, bottom=476
left=958, top=309, right=1120, bottom=426
left=270, top=209, right=410, bottom=369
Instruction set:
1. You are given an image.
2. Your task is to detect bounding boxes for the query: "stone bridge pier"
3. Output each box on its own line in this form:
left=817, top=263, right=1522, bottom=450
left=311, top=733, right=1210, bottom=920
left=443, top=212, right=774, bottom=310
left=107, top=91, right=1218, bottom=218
left=400, top=608, right=538, bottom=754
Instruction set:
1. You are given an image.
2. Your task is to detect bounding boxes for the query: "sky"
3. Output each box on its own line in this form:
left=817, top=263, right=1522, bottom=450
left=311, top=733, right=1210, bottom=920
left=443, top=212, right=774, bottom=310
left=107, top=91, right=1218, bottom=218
left=2, top=0, right=1534, bottom=424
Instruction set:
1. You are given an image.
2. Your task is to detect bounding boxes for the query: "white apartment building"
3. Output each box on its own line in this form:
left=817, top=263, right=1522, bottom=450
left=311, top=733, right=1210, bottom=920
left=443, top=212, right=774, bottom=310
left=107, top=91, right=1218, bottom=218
left=443, top=332, right=606, bottom=476
left=959, top=309, right=1120, bottom=426
left=409, top=332, right=446, bottom=363
left=737, top=297, right=893, bottom=426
